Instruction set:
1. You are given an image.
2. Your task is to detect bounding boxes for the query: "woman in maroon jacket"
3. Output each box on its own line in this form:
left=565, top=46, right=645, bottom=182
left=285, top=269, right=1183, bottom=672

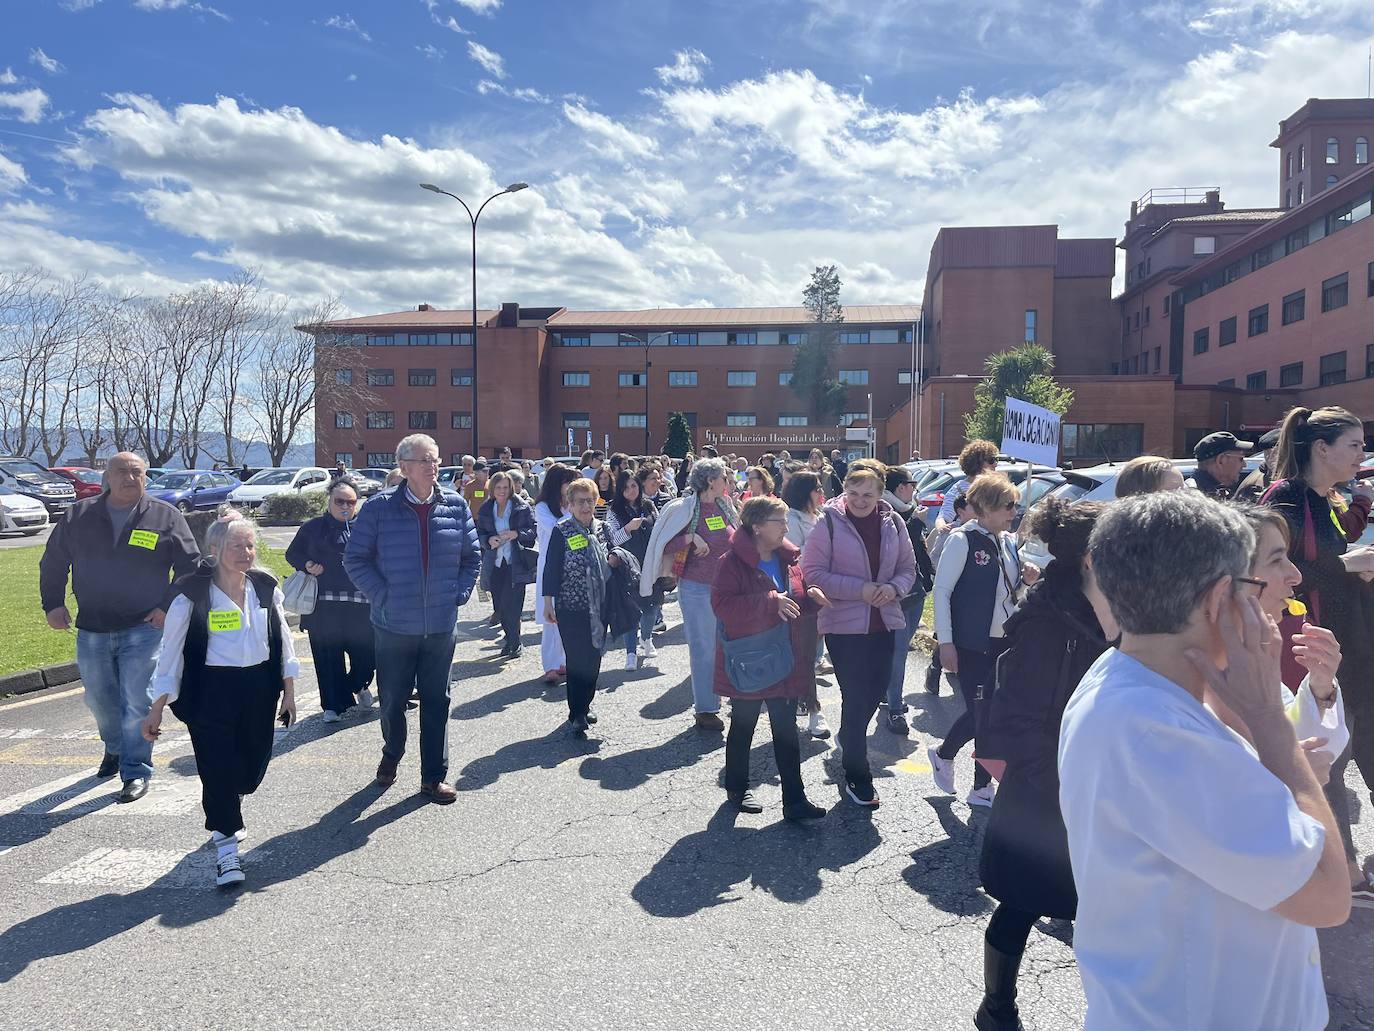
left=712, top=497, right=830, bottom=821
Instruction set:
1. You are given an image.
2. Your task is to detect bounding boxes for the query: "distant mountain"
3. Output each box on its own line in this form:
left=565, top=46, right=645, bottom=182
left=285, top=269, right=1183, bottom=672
left=3, top=430, right=315, bottom=470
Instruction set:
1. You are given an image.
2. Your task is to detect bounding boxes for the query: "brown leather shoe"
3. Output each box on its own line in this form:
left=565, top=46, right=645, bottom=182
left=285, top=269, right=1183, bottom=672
left=420, top=781, right=457, bottom=804
left=695, top=711, right=725, bottom=733
left=375, top=757, right=398, bottom=786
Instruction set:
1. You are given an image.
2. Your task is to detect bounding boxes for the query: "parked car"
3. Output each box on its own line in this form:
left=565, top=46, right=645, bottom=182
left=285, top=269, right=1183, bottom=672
left=916, top=461, right=1058, bottom=512
left=147, top=469, right=242, bottom=512
left=0, top=456, right=77, bottom=517
left=228, top=466, right=331, bottom=509
left=0, top=484, right=49, bottom=536
left=49, top=466, right=103, bottom=500
left=351, top=468, right=390, bottom=496
left=145, top=467, right=169, bottom=482
left=437, top=466, right=462, bottom=487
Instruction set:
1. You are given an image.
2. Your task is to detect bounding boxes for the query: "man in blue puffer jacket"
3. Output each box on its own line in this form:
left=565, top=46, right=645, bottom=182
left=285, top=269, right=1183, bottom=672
left=344, top=433, right=481, bottom=804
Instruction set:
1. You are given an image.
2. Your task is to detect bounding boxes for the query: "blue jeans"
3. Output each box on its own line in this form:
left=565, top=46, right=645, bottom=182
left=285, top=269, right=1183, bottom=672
left=76, top=622, right=161, bottom=781
left=373, top=626, right=457, bottom=784
left=677, top=579, right=720, bottom=714
left=887, top=592, right=925, bottom=712
left=624, top=603, right=660, bottom=654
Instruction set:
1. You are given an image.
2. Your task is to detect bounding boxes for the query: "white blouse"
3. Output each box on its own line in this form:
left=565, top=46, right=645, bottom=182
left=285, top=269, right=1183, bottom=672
left=152, top=579, right=301, bottom=703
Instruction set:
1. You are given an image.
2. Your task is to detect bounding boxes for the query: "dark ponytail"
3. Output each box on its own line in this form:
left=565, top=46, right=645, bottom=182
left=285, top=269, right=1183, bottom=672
left=1029, top=498, right=1105, bottom=574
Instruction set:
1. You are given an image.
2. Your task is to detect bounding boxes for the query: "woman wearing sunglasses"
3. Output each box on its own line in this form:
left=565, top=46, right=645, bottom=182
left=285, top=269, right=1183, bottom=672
left=285, top=476, right=375, bottom=722
left=929, top=472, right=1034, bottom=809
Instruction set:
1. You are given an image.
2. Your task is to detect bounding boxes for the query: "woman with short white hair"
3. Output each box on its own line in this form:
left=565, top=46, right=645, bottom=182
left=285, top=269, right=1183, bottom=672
left=142, top=510, right=300, bottom=888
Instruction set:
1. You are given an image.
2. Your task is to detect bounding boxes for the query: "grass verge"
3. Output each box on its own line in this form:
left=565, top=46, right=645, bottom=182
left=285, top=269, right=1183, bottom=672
left=0, top=541, right=294, bottom=679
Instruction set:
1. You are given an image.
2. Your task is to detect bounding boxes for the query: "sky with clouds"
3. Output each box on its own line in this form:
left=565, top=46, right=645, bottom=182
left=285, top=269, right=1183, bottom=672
left=2, top=0, right=1374, bottom=314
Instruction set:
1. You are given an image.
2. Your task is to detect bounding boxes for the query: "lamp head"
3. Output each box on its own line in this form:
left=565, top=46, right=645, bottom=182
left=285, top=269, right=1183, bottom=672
left=504, top=182, right=530, bottom=193
left=419, top=183, right=444, bottom=193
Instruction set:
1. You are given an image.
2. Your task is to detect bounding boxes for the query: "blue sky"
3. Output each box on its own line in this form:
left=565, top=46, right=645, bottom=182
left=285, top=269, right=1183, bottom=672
left=3, top=0, right=1374, bottom=313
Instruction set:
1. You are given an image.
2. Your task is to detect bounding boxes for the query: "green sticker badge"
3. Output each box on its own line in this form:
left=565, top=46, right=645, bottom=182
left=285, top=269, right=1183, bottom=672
left=704, top=515, right=726, bottom=531
left=208, top=609, right=243, bottom=632
left=128, top=529, right=159, bottom=550
left=567, top=534, right=588, bottom=551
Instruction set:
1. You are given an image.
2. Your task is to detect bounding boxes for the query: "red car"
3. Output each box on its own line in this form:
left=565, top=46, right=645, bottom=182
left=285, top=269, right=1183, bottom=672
left=50, top=466, right=104, bottom=500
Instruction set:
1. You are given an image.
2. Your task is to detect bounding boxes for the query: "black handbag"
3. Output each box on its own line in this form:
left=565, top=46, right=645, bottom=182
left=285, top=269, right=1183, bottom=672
left=511, top=543, right=539, bottom=585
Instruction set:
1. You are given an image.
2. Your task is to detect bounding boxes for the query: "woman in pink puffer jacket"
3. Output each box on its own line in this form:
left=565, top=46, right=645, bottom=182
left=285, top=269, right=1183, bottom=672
left=800, top=465, right=917, bottom=808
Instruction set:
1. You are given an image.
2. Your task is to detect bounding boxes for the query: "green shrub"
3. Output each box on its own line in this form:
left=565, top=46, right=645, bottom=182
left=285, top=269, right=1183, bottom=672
left=258, top=490, right=327, bottom=525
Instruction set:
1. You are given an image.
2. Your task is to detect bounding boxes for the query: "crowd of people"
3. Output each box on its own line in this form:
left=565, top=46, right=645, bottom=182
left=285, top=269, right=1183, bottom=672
left=35, top=408, right=1374, bottom=1028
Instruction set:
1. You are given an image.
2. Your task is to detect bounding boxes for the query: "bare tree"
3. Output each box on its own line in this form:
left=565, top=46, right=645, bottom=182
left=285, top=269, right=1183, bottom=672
left=252, top=299, right=376, bottom=467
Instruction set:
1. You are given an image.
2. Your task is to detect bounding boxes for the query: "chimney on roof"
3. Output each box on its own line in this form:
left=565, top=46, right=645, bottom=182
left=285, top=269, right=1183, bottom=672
left=1205, top=189, right=1221, bottom=209
left=499, top=302, right=518, bottom=327
left=418, top=303, right=432, bottom=312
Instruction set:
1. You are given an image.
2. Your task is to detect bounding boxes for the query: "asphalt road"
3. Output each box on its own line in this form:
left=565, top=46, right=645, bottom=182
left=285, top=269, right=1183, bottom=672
left=2, top=594, right=1373, bottom=1030
left=0, top=525, right=51, bottom=550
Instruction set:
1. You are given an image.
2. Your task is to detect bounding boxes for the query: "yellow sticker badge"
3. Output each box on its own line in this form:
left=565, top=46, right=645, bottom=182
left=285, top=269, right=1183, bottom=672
left=567, top=534, right=589, bottom=551
left=128, top=529, right=159, bottom=550
left=473, top=490, right=485, bottom=499
left=704, top=515, right=726, bottom=531
left=208, top=609, right=243, bottom=633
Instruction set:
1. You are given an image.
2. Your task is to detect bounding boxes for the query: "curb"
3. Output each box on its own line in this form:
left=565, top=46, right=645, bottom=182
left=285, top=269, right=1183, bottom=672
left=0, top=660, right=81, bottom=698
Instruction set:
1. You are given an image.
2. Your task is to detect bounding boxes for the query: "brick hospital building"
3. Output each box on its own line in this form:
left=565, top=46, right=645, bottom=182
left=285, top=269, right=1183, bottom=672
left=314, top=96, right=1374, bottom=468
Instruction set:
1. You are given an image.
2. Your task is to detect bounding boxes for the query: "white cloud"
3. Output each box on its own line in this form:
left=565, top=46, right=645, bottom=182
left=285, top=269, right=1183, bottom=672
left=454, top=0, right=501, bottom=12
left=416, top=43, right=445, bottom=61
left=0, top=68, right=18, bottom=86
left=0, top=88, right=52, bottom=124
left=132, top=0, right=229, bottom=19
left=346, top=73, right=358, bottom=83
left=0, top=152, right=27, bottom=190
left=29, top=49, right=62, bottom=75
left=654, top=48, right=710, bottom=85
left=466, top=41, right=506, bottom=79
left=437, top=16, right=467, bottom=33
left=324, top=14, right=372, bottom=43
left=477, top=80, right=549, bottom=103
left=562, top=102, right=658, bottom=158
left=61, top=0, right=101, bottom=8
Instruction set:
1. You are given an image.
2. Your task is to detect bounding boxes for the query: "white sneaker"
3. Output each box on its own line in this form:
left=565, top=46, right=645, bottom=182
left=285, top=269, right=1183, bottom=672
left=624, top=653, right=638, bottom=671
left=807, top=710, right=832, bottom=740
left=928, top=745, right=956, bottom=794
left=966, top=784, right=996, bottom=808
left=215, top=845, right=245, bottom=887
left=356, top=688, right=375, bottom=709
left=639, top=639, right=658, bottom=659
left=322, top=709, right=342, bottom=723
left=209, top=829, right=246, bottom=847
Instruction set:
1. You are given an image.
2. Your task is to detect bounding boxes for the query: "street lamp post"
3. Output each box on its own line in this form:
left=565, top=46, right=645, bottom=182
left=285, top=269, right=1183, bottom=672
left=419, top=180, right=529, bottom=458
left=618, top=331, right=670, bottom=454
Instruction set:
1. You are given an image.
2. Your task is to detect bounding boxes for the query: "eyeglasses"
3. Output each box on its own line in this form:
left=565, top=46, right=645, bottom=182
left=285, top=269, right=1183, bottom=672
left=331, top=498, right=356, bottom=506
left=999, top=500, right=1017, bottom=511
left=401, top=456, right=440, bottom=466
left=759, top=517, right=788, bottom=526
left=1235, top=575, right=1267, bottom=597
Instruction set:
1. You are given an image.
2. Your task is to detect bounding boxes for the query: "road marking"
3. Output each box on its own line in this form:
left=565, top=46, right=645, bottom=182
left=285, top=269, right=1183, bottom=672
left=40, top=847, right=205, bottom=889
left=0, top=728, right=102, bottom=740
left=894, top=758, right=932, bottom=775
left=0, top=687, right=83, bottom=711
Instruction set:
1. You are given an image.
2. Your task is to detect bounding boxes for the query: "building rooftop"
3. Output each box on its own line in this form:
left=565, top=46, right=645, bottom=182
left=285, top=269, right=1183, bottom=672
left=310, top=307, right=503, bottom=330
left=1271, top=98, right=1374, bottom=146
left=544, top=304, right=922, bottom=327
left=1163, top=208, right=1284, bottom=225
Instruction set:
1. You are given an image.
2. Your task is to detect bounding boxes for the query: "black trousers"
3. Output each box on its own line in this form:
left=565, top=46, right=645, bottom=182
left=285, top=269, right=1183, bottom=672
left=490, top=562, right=526, bottom=645
left=827, top=630, right=897, bottom=786
left=985, top=903, right=1039, bottom=956
left=939, top=646, right=993, bottom=790
left=725, top=696, right=806, bottom=804
left=307, top=600, right=375, bottom=714
left=186, top=662, right=279, bottom=837
left=557, top=606, right=602, bottom=720
left=374, top=627, right=456, bottom=784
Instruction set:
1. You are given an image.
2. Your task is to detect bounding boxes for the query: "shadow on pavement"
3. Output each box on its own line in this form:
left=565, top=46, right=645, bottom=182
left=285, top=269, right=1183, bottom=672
left=639, top=677, right=694, bottom=721
left=449, top=674, right=563, bottom=722
left=579, top=724, right=721, bottom=792
left=0, top=784, right=424, bottom=983
left=900, top=796, right=994, bottom=918
left=454, top=727, right=600, bottom=792
left=631, top=803, right=882, bottom=915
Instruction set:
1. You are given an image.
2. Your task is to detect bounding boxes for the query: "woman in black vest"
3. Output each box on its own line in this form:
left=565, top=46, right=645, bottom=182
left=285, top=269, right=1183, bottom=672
left=974, top=499, right=1110, bottom=1031
left=474, top=470, right=538, bottom=659
left=605, top=469, right=659, bottom=670
left=285, top=476, right=374, bottom=722
left=142, top=511, right=300, bottom=888
left=929, top=473, right=1031, bottom=809
left=542, top=478, right=617, bottom=738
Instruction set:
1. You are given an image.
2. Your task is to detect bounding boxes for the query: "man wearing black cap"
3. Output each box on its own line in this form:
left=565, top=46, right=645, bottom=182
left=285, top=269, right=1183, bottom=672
left=1187, top=432, right=1252, bottom=499
left=1235, top=429, right=1280, bottom=503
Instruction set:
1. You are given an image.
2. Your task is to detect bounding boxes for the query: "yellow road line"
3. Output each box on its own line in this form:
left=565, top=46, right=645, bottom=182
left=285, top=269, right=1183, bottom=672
left=0, top=686, right=83, bottom=711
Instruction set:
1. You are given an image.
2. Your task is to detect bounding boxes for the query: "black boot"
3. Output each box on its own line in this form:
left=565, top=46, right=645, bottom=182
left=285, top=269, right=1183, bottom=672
left=923, top=658, right=942, bottom=695
left=973, top=942, right=1025, bottom=1031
